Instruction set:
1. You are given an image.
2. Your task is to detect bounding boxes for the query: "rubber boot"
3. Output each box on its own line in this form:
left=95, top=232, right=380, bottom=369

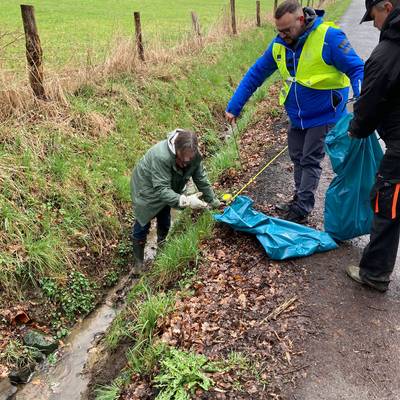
left=132, top=239, right=145, bottom=276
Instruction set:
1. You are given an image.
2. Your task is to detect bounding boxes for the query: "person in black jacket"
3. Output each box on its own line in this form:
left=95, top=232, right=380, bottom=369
left=347, top=0, right=400, bottom=292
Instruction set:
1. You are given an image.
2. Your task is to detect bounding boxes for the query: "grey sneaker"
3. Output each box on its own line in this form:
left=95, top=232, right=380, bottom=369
left=276, top=194, right=299, bottom=212
left=346, top=265, right=363, bottom=284
left=346, top=265, right=388, bottom=292
left=276, top=199, right=295, bottom=212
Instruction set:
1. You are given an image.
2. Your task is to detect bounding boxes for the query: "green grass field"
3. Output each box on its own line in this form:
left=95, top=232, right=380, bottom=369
left=0, top=0, right=274, bottom=71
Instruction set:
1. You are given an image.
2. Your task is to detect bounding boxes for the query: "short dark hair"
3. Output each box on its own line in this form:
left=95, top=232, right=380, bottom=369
left=274, top=0, right=302, bottom=19
left=175, top=129, right=198, bottom=154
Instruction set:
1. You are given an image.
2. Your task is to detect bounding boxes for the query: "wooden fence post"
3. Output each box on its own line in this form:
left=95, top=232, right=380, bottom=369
left=274, top=0, right=278, bottom=14
left=230, top=0, right=237, bottom=35
left=256, top=1, right=261, bottom=27
left=20, top=4, right=46, bottom=100
left=133, top=11, right=145, bottom=62
left=191, top=11, right=201, bottom=37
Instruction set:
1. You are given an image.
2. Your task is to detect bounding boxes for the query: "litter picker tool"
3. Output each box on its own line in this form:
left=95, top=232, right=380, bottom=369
left=222, top=145, right=288, bottom=203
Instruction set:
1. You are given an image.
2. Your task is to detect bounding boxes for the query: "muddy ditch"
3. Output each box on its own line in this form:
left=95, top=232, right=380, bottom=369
left=0, top=234, right=131, bottom=381
left=6, top=274, right=134, bottom=400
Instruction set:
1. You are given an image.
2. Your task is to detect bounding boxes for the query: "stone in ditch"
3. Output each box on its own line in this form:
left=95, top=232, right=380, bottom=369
left=8, top=364, right=35, bottom=385
left=23, top=330, right=58, bottom=355
left=0, top=377, right=17, bottom=400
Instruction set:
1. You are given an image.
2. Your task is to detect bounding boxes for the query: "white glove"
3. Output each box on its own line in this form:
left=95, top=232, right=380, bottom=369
left=179, top=192, right=208, bottom=210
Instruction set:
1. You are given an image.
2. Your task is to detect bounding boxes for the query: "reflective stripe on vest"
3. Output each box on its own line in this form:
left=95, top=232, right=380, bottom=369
left=272, top=22, right=350, bottom=105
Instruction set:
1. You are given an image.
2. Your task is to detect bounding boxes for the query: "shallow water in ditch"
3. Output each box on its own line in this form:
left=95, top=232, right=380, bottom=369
left=14, top=298, right=118, bottom=400
left=13, top=223, right=162, bottom=400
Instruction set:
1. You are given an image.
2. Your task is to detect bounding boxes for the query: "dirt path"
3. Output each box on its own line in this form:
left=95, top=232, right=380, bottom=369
left=258, top=146, right=400, bottom=400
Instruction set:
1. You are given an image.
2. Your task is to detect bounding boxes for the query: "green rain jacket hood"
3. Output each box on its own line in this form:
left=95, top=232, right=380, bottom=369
left=130, top=129, right=216, bottom=226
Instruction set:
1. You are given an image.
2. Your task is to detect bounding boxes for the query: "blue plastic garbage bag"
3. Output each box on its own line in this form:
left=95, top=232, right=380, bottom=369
left=214, top=195, right=337, bottom=260
left=324, top=113, right=383, bottom=240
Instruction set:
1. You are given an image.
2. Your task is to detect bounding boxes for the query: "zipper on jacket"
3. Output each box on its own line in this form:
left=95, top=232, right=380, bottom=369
left=289, top=48, right=304, bottom=130
left=330, top=90, right=336, bottom=112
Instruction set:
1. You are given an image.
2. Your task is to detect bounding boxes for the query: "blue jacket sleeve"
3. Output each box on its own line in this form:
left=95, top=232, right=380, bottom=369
left=226, top=41, right=278, bottom=117
left=322, top=27, right=364, bottom=97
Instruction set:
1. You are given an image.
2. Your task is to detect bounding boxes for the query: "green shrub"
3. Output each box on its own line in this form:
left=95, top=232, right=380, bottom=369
left=40, top=271, right=96, bottom=321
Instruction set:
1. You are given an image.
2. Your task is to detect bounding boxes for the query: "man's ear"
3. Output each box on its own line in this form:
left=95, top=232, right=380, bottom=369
left=385, top=1, right=394, bottom=13
left=297, top=14, right=306, bottom=28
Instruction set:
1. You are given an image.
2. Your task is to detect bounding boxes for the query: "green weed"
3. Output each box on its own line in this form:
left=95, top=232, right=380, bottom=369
left=94, top=382, right=121, bottom=400
left=104, top=270, right=119, bottom=287
left=47, top=353, right=58, bottom=366
left=133, top=291, right=173, bottom=342
left=208, top=138, right=240, bottom=182
left=153, top=347, right=218, bottom=400
left=106, top=283, right=172, bottom=362
left=104, top=312, right=129, bottom=350
left=226, top=351, right=252, bottom=370
left=125, top=290, right=174, bottom=374
left=40, top=271, right=97, bottom=321
left=127, top=340, right=168, bottom=376
left=0, top=340, right=38, bottom=369
left=222, top=351, right=269, bottom=389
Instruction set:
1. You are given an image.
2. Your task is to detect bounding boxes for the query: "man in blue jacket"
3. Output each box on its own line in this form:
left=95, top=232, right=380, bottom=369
left=226, top=0, right=364, bottom=223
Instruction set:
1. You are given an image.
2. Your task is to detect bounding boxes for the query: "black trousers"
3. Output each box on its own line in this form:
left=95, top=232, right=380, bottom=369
left=359, top=178, right=400, bottom=289
left=288, top=124, right=332, bottom=215
left=132, top=206, right=171, bottom=242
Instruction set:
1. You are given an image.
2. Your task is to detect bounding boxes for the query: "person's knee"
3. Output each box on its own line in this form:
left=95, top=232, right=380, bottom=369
left=300, top=156, right=323, bottom=171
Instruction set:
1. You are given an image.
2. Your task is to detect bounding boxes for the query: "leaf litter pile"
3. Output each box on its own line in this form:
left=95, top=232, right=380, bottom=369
left=124, top=87, right=313, bottom=399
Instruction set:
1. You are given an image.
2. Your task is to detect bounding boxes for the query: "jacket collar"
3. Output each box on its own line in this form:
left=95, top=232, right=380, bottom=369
left=380, top=7, right=400, bottom=43
left=167, top=129, right=181, bottom=154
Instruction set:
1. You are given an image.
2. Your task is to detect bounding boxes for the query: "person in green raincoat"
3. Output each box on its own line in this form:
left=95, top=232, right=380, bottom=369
left=130, top=129, right=220, bottom=273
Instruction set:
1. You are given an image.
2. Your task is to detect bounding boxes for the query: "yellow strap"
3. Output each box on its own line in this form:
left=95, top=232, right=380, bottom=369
left=232, top=145, right=288, bottom=200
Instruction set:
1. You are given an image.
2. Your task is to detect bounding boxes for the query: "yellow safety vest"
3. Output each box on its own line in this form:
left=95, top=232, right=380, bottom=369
left=272, top=22, right=350, bottom=105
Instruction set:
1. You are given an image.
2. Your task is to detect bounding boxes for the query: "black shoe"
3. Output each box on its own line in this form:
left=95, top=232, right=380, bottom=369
left=284, top=208, right=308, bottom=224
left=275, top=195, right=297, bottom=212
